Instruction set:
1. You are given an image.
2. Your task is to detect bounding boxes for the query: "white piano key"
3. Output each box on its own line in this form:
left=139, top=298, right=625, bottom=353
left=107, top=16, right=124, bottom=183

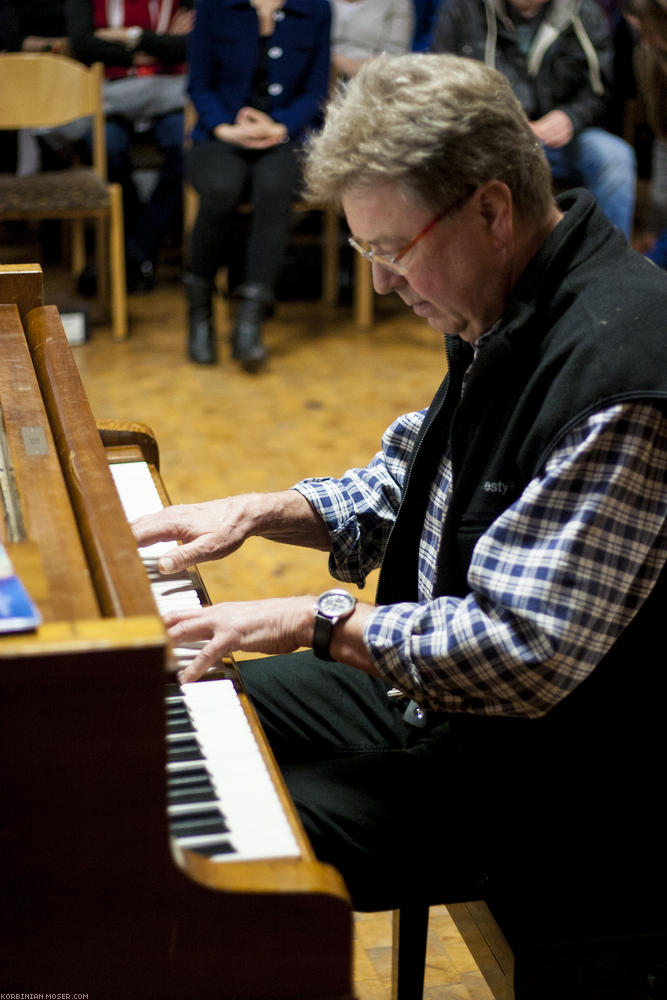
left=179, top=679, right=300, bottom=859
left=111, top=460, right=300, bottom=862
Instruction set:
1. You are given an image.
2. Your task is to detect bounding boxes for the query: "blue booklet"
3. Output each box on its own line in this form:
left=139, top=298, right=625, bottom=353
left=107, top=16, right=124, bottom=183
left=0, top=543, right=42, bottom=633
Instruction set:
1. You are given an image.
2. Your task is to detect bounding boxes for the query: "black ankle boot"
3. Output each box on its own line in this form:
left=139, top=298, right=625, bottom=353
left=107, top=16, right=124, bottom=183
left=231, top=283, right=272, bottom=372
left=184, top=272, right=217, bottom=364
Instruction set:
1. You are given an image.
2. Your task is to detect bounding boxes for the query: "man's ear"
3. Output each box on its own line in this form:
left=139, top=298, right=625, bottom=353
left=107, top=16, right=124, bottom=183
left=475, top=180, right=513, bottom=245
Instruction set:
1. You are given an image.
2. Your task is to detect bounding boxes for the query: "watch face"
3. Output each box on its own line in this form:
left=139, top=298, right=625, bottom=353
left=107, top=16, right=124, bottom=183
left=319, top=591, right=355, bottom=616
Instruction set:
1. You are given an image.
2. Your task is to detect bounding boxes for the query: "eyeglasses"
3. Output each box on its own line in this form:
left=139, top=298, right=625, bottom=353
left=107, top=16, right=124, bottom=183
left=347, top=190, right=474, bottom=276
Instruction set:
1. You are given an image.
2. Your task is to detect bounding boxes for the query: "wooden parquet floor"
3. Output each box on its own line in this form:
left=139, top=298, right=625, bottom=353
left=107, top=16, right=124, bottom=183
left=353, top=909, right=494, bottom=1000
left=35, top=259, right=494, bottom=1000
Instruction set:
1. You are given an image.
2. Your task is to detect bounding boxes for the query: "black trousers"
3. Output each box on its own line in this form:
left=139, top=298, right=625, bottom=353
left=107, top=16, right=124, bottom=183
left=239, top=650, right=485, bottom=911
left=186, top=139, right=301, bottom=291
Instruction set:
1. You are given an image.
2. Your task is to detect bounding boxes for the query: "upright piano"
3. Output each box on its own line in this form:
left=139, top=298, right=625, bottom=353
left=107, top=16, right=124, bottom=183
left=0, top=265, right=353, bottom=1000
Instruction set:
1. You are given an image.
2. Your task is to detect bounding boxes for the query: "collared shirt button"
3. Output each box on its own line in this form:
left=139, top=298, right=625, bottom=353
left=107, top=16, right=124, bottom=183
left=268, top=82, right=283, bottom=96
left=268, top=46, right=283, bottom=59
left=273, top=8, right=285, bottom=19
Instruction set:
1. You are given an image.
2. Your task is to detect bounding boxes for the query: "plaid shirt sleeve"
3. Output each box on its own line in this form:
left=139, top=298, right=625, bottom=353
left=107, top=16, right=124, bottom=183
left=293, top=409, right=426, bottom=587
left=363, top=402, right=667, bottom=718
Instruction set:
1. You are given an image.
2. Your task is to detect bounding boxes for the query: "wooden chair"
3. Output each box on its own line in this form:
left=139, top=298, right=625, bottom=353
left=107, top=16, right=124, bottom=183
left=391, top=896, right=667, bottom=1000
left=0, top=52, right=128, bottom=341
left=388, top=900, right=513, bottom=1000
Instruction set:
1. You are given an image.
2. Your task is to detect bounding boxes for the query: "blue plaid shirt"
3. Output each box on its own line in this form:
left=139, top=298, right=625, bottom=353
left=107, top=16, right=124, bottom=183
left=294, top=401, right=667, bottom=719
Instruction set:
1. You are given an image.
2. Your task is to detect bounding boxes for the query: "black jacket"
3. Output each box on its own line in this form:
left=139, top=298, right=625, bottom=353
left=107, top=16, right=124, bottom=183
left=432, top=0, right=615, bottom=134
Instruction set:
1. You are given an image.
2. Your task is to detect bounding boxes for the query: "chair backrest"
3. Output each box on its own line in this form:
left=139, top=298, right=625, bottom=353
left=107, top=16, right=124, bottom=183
left=0, top=53, right=107, bottom=180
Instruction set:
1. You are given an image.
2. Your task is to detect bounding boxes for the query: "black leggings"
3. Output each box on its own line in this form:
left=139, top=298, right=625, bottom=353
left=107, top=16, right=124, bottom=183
left=186, top=139, right=301, bottom=291
left=239, top=650, right=484, bottom=911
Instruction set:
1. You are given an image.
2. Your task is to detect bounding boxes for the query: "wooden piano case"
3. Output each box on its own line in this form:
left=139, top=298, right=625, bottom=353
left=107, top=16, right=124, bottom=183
left=0, top=266, right=353, bottom=999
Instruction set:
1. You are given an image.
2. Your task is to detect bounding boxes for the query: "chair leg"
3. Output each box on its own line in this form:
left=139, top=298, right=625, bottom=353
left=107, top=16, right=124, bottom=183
left=354, top=254, right=374, bottom=329
left=70, top=218, right=86, bottom=278
left=391, top=904, right=430, bottom=1000
left=321, top=205, right=339, bottom=307
left=108, top=182, right=128, bottom=341
left=96, top=217, right=109, bottom=304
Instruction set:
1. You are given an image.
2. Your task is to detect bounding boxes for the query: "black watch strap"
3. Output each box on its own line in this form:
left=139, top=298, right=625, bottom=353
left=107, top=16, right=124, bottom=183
left=313, top=612, right=335, bottom=661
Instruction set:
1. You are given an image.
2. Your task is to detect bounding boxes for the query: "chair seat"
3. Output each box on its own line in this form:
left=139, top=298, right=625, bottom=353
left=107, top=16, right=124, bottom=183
left=0, top=53, right=127, bottom=340
left=0, top=166, right=110, bottom=217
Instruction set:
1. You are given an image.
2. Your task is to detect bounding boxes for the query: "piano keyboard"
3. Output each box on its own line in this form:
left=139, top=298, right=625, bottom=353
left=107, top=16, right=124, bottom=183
left=110, top=460, right=300, bottom=862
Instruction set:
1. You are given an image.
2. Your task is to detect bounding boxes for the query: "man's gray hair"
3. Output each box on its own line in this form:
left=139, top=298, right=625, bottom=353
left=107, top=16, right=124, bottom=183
left=304, top=53, right=553, bottom=219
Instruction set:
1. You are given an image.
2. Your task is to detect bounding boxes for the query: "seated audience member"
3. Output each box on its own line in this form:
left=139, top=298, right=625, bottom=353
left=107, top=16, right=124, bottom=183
left=594, top=0, right=638, bottom=131
left=132, top=54, right=667, bottom=941
left=412, top=0, right=441, bottom=50
left=67, top=0, right=194, bottom=292
left=331, top=0, right=414, bottom=79
left=624, top=0, right=667, bottom=267
left=432, top=0, right=638, bottom=239
left=1, top=0, right=68, bottom=54
left=0, top=0, right=68, bottom=174
left=184, top=0, right=331, bottom=370
left=597, top=0, right=625, bottom=27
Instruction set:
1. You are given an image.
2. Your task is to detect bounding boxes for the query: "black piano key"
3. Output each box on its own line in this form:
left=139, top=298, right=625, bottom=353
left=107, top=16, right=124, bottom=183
left=170, top=809, right=229, bottom=837
left=167, top=773, right=214, bottom=792
left=167, top=717, right=195, bottom=734
left=167, top=772, right=217, bottom=804
left=169, top=787, right=218, bottom=805
left=166, top=701, right=189, bottom=717
left=188, top=839, right=238, bottom=857
left=167, top=737, right=204, bottom=763
left=167, top=766, right=212, bottom=788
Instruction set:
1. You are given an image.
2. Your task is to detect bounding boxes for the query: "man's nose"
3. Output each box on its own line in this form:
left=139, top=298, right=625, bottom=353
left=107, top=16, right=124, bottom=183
left=372, top=260, right=406, bottom=295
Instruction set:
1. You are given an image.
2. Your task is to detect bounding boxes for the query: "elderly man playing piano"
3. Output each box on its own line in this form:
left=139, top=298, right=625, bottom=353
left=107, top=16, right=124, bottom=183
left=133, top=53, right=667, bottom=950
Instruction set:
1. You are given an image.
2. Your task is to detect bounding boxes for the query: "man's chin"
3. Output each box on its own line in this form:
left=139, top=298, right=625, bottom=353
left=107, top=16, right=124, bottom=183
left=426, top=314, right=479, bottom=342
left=426, top=315, right=449, bottom=334
left=404, top=298, right=458, bottom=336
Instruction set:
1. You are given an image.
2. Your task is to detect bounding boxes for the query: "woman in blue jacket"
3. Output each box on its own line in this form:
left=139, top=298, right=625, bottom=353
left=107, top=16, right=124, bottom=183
left=185, top=0, right=331, bottom=369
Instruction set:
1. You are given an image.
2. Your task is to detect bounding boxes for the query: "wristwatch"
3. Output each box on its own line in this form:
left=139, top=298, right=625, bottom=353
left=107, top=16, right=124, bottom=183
left=125, top=26, right=143, bottom=50
left=312, top=589, right=357, bottom=661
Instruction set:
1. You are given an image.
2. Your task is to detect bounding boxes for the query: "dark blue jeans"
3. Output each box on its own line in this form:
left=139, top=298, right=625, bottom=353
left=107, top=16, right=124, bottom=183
left=647, top=228, right=667, bottom=269
left=104, top=110, right=184, bottom=264
left=545, top=127, right=636, bottom=239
